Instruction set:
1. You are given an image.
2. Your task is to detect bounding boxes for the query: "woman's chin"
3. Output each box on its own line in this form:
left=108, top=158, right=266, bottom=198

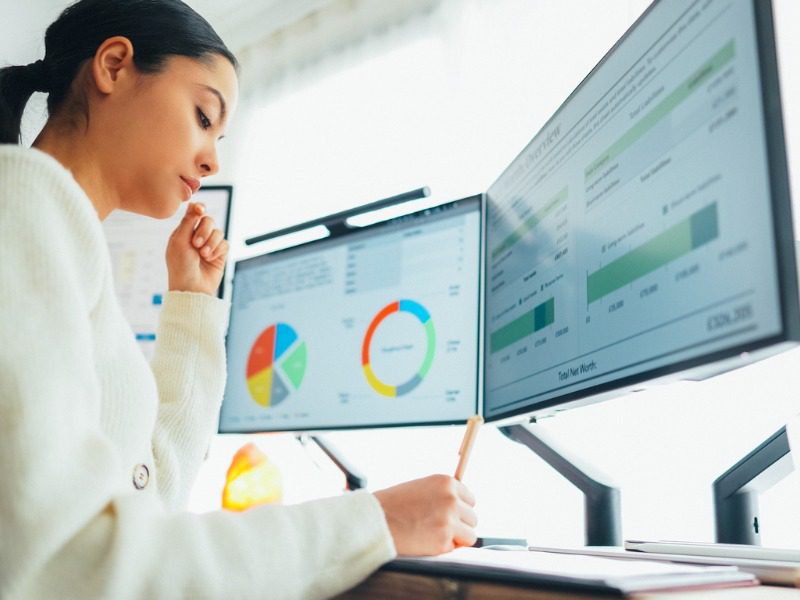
left=154, top=198, right=184, bottom=219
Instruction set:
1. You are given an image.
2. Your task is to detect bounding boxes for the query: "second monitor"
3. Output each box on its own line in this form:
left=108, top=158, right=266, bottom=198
left=219, top=196, right=482, bottom=433
left=483, top=0, right=799, bottom=423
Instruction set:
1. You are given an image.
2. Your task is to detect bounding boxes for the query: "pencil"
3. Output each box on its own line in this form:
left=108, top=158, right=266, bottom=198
left=454, top=415, right=483, bottom=481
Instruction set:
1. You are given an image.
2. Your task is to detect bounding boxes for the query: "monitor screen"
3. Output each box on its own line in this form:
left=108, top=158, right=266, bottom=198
left=219, top=196, right=481, bottom=433
left=483, top=0, right=798, bottom=422
left=103, top=185, right=233, bottom=360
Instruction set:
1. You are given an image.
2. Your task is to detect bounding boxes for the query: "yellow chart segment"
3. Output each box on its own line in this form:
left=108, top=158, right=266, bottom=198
left=362, top=363, right=396, bottom=397
left=247, top=367, right=274, bottom=407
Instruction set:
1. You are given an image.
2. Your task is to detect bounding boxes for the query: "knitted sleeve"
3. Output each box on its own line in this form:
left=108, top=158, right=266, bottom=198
left=150, top=291, right=230, bottom=509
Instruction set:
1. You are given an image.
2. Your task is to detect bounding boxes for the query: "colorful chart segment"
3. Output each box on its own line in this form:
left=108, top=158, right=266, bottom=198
left=361, top=299, right=436, bottom=397
left=246, top=323, right=307, bottom=407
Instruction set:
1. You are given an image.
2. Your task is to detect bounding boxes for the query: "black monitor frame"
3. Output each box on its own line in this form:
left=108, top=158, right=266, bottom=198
left=482, top=0, right=800, bottom=425
left=200, top=184, right=234, bottom=299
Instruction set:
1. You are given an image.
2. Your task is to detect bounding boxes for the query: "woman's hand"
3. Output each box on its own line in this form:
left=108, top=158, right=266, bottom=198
left=166, top=202, right=229, bottom=296
left=373, top=474, right=478, bottom=556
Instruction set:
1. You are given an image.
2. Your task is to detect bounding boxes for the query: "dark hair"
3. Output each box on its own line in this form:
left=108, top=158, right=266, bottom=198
left=0, top=0, right=238, bottom=144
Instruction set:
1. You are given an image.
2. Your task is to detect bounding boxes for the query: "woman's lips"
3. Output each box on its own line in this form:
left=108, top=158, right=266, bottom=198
left=180, top=176, right=200, bottom=199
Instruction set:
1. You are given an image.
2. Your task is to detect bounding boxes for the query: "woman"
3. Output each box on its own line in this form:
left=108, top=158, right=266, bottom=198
left=0, top=1, right=477, bottom=598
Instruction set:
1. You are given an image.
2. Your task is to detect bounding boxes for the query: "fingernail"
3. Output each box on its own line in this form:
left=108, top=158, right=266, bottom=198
left=202, top=246, right=211, bottom=256
left=194, top=237, right=204, bottom=247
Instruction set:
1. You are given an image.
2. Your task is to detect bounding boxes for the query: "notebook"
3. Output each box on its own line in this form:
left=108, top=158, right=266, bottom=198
left=388, top=547, right=757, bottom=594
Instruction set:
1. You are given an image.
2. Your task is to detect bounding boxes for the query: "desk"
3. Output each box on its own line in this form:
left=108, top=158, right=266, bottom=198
left=336, top=568, right=800, bottom=599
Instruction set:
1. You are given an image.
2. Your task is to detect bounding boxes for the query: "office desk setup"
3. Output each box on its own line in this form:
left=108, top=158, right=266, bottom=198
left=202, top=0, right=800, bottom=593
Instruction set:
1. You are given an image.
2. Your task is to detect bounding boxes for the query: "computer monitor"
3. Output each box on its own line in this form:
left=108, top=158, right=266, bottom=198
left=483, top=0, right=799, bottom=423
left=219, top=196, right=481, bottom=433
left=103, top=185, right=233, bottom=360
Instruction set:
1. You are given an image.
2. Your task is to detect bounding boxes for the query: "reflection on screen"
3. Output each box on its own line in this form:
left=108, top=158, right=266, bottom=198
left=219, top=198, right=481, bottom=432
left=103, top=186, right=232, bottom=360
left=484, top=0, right=788, bottom=421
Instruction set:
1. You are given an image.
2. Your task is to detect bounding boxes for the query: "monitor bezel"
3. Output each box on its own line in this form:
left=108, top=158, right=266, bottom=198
left=219, top=194, right=484, bottom=434
left=482, top=0, right=800, bottom=424
left=196, top=184, right=234, bottom=299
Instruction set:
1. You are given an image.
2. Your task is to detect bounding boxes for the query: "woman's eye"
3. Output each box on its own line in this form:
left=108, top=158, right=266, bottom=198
left=197, top=108, right=212, bottom=130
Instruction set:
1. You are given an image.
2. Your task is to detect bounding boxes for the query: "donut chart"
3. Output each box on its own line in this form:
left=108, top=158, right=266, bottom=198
left=361, top=299, right=435, bottom=397
left=246, top=323, right=307, bottom=407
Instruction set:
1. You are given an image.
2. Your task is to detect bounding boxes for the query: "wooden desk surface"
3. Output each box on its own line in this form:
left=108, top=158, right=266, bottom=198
left=335, top=569, right=800, bottom=600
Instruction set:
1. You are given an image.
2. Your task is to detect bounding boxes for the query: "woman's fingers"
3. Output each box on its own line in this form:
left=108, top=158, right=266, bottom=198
left=165, top=202, right=228, bottom=295
left=171, top=202, right=204, bottom=242
left=453, top=500, right=479, bottom=548
left=192, top=213, right=216, bottom=248
left=200, top=228, right=223, bottom=259
left=453, top=521, right=478, bottom=548
left=454, top=479, right=476, bottom=507
left=188, top=212, right=227, bottom=263
left=458, top=501, right=478, bottom=528
left=374, top=474, right=478, bottom=556
left=208, top=238, right=229, bottom=263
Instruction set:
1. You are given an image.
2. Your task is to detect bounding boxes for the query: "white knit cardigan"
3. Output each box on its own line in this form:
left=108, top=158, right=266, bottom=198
left=0, top=145, right=395, bottom=599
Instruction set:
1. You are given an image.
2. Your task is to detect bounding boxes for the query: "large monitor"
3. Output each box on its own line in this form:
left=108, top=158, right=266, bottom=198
left=483, top=0, right=799, bottom=423
left=103, top=185, right=233, bottom=360
left=219, top=196, right=481, bottom=433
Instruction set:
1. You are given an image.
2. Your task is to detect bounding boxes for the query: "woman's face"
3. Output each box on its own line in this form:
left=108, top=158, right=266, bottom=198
left=95, top=53, right=238, bottom=218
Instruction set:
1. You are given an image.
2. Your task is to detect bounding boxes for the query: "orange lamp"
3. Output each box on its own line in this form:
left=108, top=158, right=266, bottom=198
left=222, top=442, right=283, bottom=511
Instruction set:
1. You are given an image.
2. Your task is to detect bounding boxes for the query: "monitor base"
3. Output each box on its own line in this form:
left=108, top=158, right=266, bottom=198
left=499, top=423, right=621, bottom=546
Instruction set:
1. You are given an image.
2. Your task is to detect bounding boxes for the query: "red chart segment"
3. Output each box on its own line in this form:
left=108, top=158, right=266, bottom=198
left=247, top=325, right=276, bottom=377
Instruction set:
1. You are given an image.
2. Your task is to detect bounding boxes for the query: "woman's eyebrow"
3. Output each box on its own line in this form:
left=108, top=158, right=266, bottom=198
left=198, top=84, right=227, bottom=122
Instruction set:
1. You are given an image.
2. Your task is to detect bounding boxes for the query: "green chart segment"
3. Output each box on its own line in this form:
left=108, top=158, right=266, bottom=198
left=491, top=297, right=555, bottom=353
left=587, top=202, right=719, bottom=304
left=491, top=187, right=568, bottom=260
left=585, top=39, right=735, bottom=181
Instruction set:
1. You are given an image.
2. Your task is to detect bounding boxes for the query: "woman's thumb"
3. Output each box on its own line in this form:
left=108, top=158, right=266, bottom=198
left=172, top=202, right=205, bottom=240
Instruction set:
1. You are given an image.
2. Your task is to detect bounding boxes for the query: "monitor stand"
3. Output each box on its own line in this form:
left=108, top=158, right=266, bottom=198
left=296, top=434, right=368, bottom=491
left=713, top=425, right=793, bottom=545
left=499, top=422, right=622, bottom=546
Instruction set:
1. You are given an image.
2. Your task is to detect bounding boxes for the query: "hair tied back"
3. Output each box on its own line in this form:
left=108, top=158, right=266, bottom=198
left=27, top=60, right=50, bottom=93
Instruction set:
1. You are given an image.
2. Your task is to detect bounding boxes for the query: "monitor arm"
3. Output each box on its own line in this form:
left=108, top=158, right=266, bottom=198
left=499, top=422, right=622, bottom=546
left=297, top=434, right=368, bottom=491
left=713, top=425, right=793, bottom=545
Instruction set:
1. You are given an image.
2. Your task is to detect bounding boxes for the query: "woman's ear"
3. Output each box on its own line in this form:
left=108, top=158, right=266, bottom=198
left=91, top=36, right=135, bottom=95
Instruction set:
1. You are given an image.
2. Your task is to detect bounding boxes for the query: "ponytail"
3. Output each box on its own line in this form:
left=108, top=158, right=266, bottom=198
left=0, top=61, right=50, bottom=144
left=0, top=0, right=237, bottom=146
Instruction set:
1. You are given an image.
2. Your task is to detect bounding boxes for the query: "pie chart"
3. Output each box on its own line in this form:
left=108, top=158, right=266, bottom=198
left=246, top=323, right=307, bottom=407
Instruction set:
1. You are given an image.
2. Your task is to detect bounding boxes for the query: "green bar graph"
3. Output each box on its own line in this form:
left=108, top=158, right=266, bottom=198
left=491, top=188, right=568, bottom=260
left=585, top=40, right=735, bottom=181
left=586, top=203, right=719, bottom=304
left=491, top=297, right=555, bottom=353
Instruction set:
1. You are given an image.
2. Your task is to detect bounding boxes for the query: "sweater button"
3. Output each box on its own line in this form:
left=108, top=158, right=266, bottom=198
left=132, top=464, right=150, bottom=490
